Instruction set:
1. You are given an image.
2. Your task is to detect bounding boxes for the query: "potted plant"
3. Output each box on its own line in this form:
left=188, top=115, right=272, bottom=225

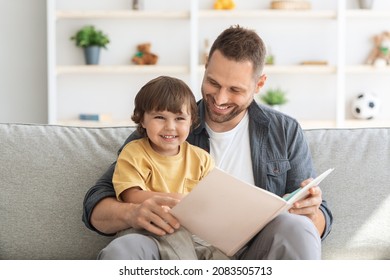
left=70, top=25, right=110, bottom=65
left=260, top=87, right=288, bottom=110
left=358, top=0, right=374, bottom=9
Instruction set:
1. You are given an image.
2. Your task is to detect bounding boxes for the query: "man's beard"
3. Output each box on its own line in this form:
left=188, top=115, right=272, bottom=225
left=204, top=95, right=247, bottom=124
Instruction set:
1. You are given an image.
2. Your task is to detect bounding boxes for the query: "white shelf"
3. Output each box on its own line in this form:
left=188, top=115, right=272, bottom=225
left=58, top=64, right=337, bottom=75
left=56, top=119, right=135, bottom=127
left=56, top=65, right=189, bottom=75
left=300, top=120, right=337, bottom=129
left=61, top=118, right=390, bottom=130
left=199, top=64, right=335, bottom=75
left=342, top=119, right=390, bottom=128
left=346, top=9, right=390, bottom=19
left=346, top=65, right=390, bottom=74
left=199, top=9, right=337, bottom=19
left=264, top=65, right=337, bottom=74
left=300, top=119, right=390, bottom=129
left=56, top=10, right=190, bottom=19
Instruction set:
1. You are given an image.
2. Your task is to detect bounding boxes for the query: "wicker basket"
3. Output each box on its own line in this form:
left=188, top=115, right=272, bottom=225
left=270, top=1, right=311, bottom=10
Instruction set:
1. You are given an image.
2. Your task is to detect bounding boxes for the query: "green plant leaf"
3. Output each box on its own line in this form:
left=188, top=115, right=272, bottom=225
left=70, top=25, right=110, bottom=48
left=260, top=87, right=288, bottom=105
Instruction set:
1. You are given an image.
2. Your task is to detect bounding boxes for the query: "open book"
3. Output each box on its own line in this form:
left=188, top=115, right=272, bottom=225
left=170, top=167, right=334, bottom=257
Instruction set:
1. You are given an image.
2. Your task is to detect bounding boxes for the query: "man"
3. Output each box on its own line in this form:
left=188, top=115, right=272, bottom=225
left=82, top=25, right=332, bottom=260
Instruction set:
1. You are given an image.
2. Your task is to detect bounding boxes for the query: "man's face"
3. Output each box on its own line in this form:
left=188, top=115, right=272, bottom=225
left=201, top=50, right=265, bottom=132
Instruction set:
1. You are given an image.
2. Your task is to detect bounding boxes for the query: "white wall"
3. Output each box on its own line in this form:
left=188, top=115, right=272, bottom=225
left=0, top=0, right=47, bottom=124
left=1, top=0, right=389, bottom=125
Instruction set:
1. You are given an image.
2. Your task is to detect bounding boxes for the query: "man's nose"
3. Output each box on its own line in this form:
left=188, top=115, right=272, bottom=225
left=214, top=88, right=229, bottom=105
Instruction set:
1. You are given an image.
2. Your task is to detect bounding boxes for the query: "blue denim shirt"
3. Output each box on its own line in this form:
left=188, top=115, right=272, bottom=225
left=188, top=100, right=332, bottom=240
left=83, top=100, right=333, bottom=239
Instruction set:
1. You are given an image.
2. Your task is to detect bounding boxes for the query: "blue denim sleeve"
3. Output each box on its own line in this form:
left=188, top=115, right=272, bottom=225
left=82, top=130, right=142, bottom=235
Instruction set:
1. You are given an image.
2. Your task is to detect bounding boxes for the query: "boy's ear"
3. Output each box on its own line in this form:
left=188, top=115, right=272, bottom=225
left=140, top=118, right=146, bottom=128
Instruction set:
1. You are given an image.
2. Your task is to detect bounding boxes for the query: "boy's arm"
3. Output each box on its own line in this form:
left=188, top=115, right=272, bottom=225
left=83, top=163, right=182, bottom=236
left=121, top=187, right=184, bottom=204
left=91, top=195, right=180, bottom=236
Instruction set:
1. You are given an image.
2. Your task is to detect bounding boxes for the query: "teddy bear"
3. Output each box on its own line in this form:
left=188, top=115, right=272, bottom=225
left=132, top=43, right=158, bottom=65
left=213, top=0, right=236, bottom=10
left=366, top=31, right=390, bottom=67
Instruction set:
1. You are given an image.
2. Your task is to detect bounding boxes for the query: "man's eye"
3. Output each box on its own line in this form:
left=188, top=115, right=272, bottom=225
left=209, top=80, right=220, bottom=87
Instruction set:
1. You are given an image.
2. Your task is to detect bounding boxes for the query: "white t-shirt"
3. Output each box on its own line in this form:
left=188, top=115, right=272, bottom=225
left=206, top=112, right=255, bottom=185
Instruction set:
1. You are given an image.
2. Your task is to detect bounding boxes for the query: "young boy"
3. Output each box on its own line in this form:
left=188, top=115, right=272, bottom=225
left=113, top=75, right=214, bottom=203
left=112, top=76, right=222, bottom=259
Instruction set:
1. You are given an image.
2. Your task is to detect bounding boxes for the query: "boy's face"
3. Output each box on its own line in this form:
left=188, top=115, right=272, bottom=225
left=141, top=105, right=192, bottom=156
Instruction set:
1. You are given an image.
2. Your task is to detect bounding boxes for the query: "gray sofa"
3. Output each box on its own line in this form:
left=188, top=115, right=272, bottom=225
left=1, top=123, right=389, bottom=260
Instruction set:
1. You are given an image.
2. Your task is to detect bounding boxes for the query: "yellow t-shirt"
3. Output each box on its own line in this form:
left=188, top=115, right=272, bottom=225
left=113, top=138, right=214, bottom=201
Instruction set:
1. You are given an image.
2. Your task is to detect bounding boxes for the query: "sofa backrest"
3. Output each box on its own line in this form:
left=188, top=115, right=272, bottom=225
left=305, top=128, right=390, bottom=259
left=1, top=124, right=389, bottom=259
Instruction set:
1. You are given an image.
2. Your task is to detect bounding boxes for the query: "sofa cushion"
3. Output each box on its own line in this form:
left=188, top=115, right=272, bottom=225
left=0, top=124, right=133, bottom=259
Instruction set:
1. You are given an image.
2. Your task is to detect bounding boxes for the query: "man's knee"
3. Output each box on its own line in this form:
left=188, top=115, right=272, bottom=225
left=268, top=213, right=321, bottom=259
left=241, top=213, right=321, bottom=260
left=98, top=234, right=160, bottom=260
left=272, top=213, right=319, bottom=240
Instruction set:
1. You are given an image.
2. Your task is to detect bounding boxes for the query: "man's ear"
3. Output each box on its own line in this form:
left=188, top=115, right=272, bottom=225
left=255, top=74, right=267, bottom=93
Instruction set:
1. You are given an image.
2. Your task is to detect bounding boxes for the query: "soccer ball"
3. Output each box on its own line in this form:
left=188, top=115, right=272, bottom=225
left=351, top=92, right=380, bottom=120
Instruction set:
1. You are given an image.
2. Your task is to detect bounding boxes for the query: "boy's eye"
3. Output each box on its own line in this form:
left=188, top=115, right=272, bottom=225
left=154, top=116, right=164, bottom=119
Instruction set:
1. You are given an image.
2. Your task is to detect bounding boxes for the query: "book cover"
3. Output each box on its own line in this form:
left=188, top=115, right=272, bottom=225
left=170, top=167, right=334, bottom=256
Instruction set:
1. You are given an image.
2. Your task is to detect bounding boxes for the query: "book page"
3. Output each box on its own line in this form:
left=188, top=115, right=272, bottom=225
left=284, top=168, right=334, bottom=209
left=170, top=167, right=287, bottom=256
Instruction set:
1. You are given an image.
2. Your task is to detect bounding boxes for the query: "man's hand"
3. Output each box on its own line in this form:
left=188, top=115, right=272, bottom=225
left=127, top=195, right=181, bottom=236
left=288, top=178, right=326, bottom=236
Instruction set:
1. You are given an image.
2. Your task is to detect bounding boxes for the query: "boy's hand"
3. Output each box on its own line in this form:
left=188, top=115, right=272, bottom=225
left=129, top=196, right=181, bottom=236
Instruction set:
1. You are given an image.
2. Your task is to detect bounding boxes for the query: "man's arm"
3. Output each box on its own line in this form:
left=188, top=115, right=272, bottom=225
left=284, top=121, right=333, bottom=239
left=90, top=196, right=138, bottom=234
left=82, top=162, right=118, bottom=235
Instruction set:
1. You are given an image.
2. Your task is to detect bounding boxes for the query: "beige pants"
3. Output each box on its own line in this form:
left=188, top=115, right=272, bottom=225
left=117, top=227, right=230, bottom=260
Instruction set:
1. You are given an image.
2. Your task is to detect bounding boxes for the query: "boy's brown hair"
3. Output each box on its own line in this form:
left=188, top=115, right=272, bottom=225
left=132, top=76, right=198, bottom=136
